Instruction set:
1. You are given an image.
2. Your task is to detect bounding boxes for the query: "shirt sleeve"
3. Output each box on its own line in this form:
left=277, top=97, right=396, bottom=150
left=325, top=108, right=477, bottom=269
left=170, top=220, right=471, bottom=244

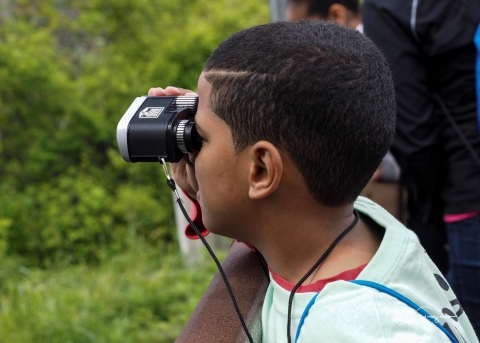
left=362, top=0, right=446, bottom=218
left=363, top=0, right=439, bottom=161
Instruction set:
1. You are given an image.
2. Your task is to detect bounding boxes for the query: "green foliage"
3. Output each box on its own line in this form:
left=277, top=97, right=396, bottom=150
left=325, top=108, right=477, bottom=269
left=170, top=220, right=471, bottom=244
left=0, top=242, right=225, bottom=343
left=0, top=1, right=267, bottom=341
left=0, top=0, right=269, bottom=266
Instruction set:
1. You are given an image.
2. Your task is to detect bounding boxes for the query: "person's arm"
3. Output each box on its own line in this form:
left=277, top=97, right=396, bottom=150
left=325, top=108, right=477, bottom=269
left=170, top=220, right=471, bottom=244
left=364, top=0, right=438, bottom=162
left=175, top=241, right=269, bottom=343
left=363, top=0, right=445, bottom=220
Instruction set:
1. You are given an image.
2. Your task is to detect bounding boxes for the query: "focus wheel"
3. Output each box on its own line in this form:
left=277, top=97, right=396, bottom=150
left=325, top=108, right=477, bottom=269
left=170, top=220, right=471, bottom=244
left=176, top=120, right=189, bottom=154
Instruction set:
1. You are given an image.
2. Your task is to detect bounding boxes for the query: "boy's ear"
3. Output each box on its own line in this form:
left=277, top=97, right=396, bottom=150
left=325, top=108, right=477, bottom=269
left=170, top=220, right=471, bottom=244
left=248, top=141, right=283, bottom=200
left=327, top=4, right=348, bottom=25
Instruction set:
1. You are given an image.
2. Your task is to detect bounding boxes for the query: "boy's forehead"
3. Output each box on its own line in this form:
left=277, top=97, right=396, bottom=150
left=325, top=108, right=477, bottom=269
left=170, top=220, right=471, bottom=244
left=197, top=72, right=213, bottom=102
left=196, top=72, right=215, bottom=116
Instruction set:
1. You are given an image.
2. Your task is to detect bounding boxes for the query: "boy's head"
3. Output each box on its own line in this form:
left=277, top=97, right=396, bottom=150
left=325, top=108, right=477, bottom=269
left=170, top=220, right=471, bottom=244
left=193, top=21, right=394, bottom=235
left=286, top=0, right=360, bottom=28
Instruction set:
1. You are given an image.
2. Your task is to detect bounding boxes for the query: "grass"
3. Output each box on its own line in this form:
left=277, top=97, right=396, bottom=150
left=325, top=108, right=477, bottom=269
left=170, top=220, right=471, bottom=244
left=0, top=240, right=225, bottom=343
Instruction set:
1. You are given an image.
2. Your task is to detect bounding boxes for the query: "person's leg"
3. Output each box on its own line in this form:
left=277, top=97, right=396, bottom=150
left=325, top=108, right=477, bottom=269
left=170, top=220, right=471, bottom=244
left=447, top=215, right=480, bottom=334
left=408, top=196, right=449, bottom=275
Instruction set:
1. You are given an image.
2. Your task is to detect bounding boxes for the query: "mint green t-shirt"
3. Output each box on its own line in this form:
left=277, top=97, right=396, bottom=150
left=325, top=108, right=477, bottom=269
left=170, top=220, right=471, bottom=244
left=262, top=196, right=479, bottom=343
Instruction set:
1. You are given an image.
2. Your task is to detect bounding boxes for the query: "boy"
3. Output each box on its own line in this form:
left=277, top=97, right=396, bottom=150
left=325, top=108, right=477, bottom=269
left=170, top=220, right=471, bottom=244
left=149, top=21, right=478, bottom=342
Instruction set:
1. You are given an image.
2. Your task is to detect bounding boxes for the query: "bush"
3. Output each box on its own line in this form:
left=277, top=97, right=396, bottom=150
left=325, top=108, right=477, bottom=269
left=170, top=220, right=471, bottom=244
left=0, top=0, right=268, bottom=266
left=0, top=243, right=224, bottom=343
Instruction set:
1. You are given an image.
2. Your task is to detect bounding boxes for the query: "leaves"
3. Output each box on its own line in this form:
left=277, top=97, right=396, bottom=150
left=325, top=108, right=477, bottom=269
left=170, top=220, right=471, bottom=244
left=0, top=0, right=268, bottom=266
left=0, top=244, right=223, bottom=343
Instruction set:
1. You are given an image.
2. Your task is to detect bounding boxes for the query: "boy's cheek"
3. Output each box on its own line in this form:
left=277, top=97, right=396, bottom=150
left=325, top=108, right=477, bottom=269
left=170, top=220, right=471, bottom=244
left=186, top=162, right=199, bottom=193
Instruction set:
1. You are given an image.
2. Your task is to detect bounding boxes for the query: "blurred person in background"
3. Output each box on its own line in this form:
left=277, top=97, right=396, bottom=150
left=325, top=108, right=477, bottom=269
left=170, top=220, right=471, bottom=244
left=364, top=0, right=480, bottom=334
left=286, top=0, right=362, bottom=31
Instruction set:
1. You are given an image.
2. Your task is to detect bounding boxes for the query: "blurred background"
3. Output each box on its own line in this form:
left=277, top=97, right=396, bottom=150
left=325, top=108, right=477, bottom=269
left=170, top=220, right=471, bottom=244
left=0, top=0, right=268, bottom=342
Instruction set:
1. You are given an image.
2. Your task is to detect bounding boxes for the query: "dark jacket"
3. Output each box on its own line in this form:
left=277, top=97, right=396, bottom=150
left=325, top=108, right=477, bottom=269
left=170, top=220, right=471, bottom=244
left=363, top=0, right=480, bottom=216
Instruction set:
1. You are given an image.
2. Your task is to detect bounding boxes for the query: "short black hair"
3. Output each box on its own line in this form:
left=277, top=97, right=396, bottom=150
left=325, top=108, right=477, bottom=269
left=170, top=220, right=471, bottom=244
left=203, top=21, right=395, bottom=207
left=288, top=0, right=360, bottom=17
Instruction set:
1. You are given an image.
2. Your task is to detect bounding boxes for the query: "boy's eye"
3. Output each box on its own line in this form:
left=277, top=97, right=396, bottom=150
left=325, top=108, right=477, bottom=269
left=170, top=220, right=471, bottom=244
left=195, top=134, right=204, bottom=146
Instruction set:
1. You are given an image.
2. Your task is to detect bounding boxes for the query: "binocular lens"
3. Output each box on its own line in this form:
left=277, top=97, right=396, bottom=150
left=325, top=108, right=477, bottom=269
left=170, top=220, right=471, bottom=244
left=175, top=120, right=202, bottom=154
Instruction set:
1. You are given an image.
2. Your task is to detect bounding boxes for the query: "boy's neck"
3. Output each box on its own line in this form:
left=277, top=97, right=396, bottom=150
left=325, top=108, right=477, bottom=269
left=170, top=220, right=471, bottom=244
left=250, top=201, right=382, bottom=285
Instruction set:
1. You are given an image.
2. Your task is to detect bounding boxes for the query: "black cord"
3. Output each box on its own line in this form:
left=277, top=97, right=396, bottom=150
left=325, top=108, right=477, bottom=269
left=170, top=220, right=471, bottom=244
left=165, top=178, right=255, bottom=343
left=286, top=210, right=360, bottom=343
left=254, top=247, right=270, bottom=282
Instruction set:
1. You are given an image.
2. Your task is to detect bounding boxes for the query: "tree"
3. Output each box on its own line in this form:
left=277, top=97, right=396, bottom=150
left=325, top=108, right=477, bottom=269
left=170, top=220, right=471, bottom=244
left=0, top=0, right=268, bottom=266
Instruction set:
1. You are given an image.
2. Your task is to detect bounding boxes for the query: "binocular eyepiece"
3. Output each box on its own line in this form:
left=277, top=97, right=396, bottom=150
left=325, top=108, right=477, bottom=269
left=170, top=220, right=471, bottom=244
left=117, top=96, right=201, bottom=163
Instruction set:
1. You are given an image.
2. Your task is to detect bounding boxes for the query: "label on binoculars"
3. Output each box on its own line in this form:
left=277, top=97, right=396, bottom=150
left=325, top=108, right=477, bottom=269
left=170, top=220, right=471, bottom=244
left=139, top=107, right=165, bottom=118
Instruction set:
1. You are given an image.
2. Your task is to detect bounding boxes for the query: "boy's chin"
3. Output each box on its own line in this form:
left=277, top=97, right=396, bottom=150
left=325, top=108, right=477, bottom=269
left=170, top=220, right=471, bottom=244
left=207, top=226, right=235, bottom=240
left=204, top=218, right=240, bottom=240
